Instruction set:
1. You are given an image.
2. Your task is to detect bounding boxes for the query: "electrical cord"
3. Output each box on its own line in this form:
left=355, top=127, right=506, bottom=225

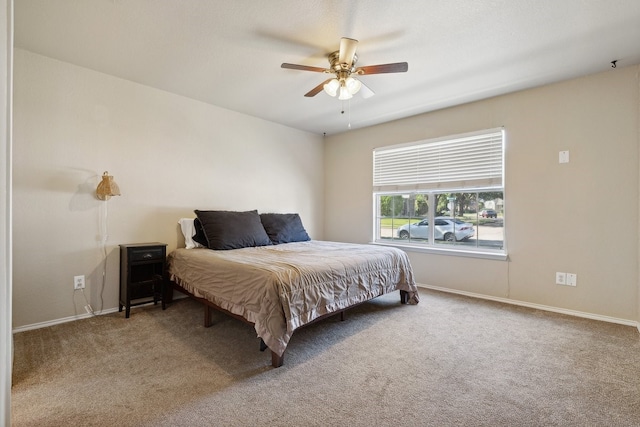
left=79, top=287, right=95, bottom=315
left=94, top=199, right=109, bottom=315
left=74, top=199, right=109, bottom=316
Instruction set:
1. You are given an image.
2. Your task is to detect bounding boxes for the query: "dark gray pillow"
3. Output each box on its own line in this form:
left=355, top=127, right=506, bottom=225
left=194, top=210, right=271, bottom=250
left=192, top=217, right=208, bottom=247
left=260, top=213, right=310, bottom=244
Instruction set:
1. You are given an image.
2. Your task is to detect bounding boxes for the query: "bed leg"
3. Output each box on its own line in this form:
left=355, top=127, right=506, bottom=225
left=400, top=290, right=409, bottom=304
left=165, top=286, right=174, bottom=304
left=271, top=351, right=284, bottom=368
left=340, top=311, right=346, bottom=321
left=204, top=306, right=212, bottom=328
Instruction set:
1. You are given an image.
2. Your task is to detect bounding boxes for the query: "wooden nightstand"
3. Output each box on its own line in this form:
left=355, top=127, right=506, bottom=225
left=119, top=242, right=167, bottom=318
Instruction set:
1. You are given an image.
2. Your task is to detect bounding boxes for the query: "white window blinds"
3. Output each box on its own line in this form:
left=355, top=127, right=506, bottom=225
left=373, top=128, right=504, bottom=192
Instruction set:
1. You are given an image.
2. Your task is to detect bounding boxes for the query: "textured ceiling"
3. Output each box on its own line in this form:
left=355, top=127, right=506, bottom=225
left=13, top=0, right=640, bottom=135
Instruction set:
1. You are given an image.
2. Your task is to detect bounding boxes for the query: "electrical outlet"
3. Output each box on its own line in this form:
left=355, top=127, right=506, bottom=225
left=74, top=275, right=85, bottom=290
left=567, top=273, right=577, bottom=286
left=555, top=272, right=567, bottom=285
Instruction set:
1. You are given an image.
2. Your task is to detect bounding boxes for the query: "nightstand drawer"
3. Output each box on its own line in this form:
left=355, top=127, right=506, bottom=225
left=130, top=247, right=164, bottom=262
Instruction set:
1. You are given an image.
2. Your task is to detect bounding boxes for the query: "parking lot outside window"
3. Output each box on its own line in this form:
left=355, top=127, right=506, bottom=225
left=373, top=129, right=505, bottom=256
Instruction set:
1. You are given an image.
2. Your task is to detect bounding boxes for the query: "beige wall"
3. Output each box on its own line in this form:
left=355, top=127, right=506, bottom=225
left=325, top=65, right=640, bottom=322
left=12, top=49, right=324, bottom=328
left=1, top=0, right=11, bottom=422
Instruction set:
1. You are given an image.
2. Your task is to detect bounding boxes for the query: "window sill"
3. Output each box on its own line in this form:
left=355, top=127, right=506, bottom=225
left=370, top=241, right=508, bottom=261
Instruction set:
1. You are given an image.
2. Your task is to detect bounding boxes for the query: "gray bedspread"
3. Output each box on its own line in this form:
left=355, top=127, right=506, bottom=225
left=167, top=240, right=419, bottom=356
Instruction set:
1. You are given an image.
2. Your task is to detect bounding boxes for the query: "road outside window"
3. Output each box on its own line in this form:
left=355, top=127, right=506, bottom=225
left=375, top=191, right=504, bottom=252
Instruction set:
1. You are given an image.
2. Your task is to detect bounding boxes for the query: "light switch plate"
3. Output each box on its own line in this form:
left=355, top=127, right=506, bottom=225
left=559, top=150, right=570, bottom=163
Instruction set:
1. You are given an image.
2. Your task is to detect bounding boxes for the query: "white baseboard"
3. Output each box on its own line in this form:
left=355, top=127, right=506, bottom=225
left=418, top=283, right=640, bottom=330
left=12, top=294, right=190, bottom=334
left=12, top=307, right=120, bottom=334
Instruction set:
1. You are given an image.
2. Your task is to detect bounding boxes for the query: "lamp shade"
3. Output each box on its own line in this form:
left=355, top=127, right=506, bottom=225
left=338, top=85, right=353, bottom=100
left=323, top=78, right=340, bottom=97
left=96, top=171, right=121, bottom=201
left=345, top=77, right=362, bottom=95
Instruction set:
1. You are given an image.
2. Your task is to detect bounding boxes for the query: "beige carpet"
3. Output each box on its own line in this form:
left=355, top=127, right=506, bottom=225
left=11, top=289, right=640, bottom=426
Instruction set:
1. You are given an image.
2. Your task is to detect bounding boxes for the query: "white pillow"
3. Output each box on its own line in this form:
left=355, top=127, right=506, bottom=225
left=178, top=218, right=205, bottom=249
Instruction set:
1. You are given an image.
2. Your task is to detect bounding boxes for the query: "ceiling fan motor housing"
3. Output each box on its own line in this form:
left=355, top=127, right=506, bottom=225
left=328, top=51, right=358, bottom=79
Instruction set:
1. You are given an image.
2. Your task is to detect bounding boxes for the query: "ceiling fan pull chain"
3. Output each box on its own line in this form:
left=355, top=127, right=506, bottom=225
left=339, top=99, right=352, bottom=129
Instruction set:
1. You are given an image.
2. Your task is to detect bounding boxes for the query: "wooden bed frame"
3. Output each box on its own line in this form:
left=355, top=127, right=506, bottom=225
left=163, top=279, right=409, bottom=368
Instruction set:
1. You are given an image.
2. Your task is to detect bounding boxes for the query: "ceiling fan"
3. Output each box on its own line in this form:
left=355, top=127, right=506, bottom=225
left=281, top=37, right=408, bottom=100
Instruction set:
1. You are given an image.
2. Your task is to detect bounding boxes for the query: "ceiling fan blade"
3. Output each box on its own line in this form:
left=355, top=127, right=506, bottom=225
left=359, top=81, right=375, bottom=99
left=357, top=62, right=408, bottom=75
left=304, top=79, right=333, bottom=97
left=338, top=37, right=358, bottom=65
left=281, top=63, right=328, bottom=73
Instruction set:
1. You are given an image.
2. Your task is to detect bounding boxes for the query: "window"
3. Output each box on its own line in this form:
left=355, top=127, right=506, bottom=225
left=373, top=128, right=505, bottom=256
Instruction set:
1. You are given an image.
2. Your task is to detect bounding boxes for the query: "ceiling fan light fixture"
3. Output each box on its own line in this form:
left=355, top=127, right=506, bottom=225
left=323, top=79, right=340, bottom=97
left=345, top=76, right=362, bottom=95
left=338, top=85, right=353, bottom=100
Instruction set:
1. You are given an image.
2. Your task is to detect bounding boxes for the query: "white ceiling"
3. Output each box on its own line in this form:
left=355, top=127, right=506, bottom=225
left=13, top=0, right=640, bottom=136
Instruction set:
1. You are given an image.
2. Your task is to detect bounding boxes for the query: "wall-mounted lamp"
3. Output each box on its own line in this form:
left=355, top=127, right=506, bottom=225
left=96, top=171, right=121, bottom=201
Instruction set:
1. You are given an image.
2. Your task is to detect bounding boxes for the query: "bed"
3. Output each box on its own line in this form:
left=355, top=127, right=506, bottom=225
left=166, top=211, right=419, bottom=367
